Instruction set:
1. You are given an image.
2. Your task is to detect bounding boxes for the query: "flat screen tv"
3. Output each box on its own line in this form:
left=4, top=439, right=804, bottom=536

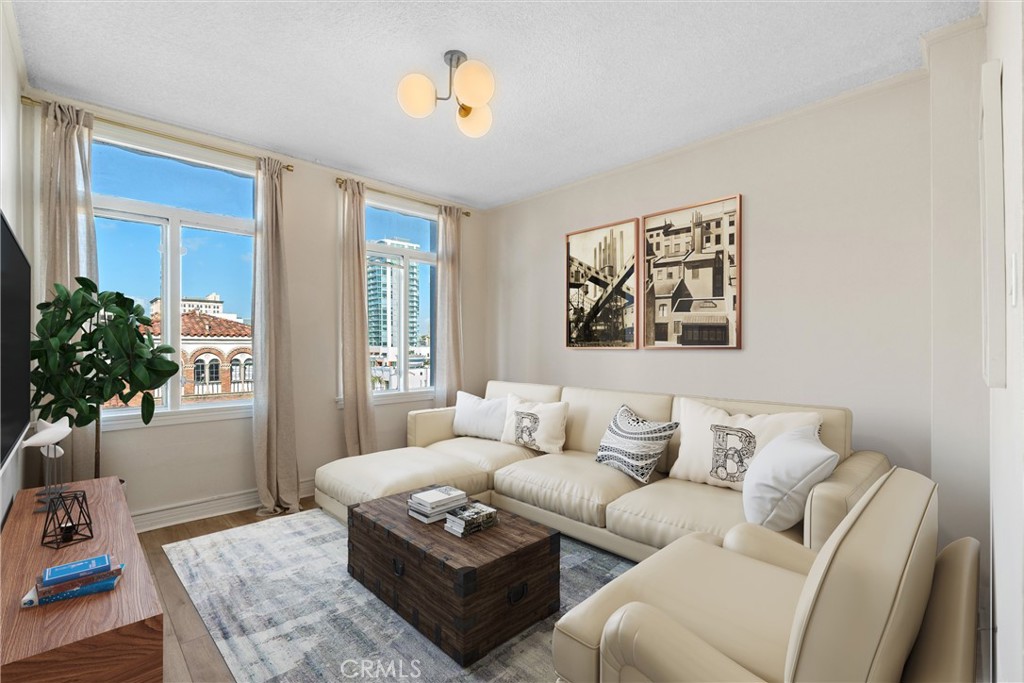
left=1, top=212, right=30, bottom=468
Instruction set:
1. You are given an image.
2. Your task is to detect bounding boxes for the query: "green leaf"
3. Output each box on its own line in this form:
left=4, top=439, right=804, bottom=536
left=131, top=363, right=150, bottom=387
left=149, top=358, right=179, bottom=373
left=74, top=276, right=98, bottom=293
left=53, top=282, right=70, bottom=300
left=141, top=392, right=155, bottom=424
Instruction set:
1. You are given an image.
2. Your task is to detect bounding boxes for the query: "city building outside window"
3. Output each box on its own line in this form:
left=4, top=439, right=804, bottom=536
left=92, top=131, right=256, bottom=425
left=363, top=203, right=437, bottom=398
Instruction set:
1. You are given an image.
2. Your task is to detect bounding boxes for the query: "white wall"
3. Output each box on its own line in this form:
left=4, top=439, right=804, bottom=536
left=985, top=2, right=1024, bottom=679
left=482, top=74, right=935, bottom=473
left=0, top=2, right=26, bottom=523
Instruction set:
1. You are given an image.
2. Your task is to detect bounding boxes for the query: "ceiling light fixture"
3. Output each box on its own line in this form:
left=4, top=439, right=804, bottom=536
left=397, top=50, right=494, bottom=138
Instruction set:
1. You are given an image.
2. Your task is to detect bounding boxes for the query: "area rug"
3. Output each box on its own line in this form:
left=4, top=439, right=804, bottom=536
left=163, top=509, right=634, bottom=682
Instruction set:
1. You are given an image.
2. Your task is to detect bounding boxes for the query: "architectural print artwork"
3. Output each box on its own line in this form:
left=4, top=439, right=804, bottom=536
left=566, top=219, right=638, bottom=348
left=642, top=195, right=741, bottom=349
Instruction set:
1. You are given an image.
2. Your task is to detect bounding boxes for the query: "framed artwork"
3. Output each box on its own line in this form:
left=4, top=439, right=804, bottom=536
left=566, top=219, right=638, bottom=348
left=641, top=195, right=741, bottom=349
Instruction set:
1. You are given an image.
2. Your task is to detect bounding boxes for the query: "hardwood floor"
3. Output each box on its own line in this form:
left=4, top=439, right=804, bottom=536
left=137, top=496, right=319, bottom=683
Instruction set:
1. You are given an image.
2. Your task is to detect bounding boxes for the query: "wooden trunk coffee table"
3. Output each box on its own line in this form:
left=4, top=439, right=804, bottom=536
left=347, top=490, right=560, bottom=666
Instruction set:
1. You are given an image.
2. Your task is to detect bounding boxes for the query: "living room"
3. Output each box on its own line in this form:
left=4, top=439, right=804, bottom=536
left=0, top=1, right=1020, bottom=682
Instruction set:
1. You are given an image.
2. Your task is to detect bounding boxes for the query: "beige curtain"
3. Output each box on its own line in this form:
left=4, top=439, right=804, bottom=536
left=338, top=179, right=377, bottom=455
left=39, top=102, right=97, bottom=482
left=435, top=206, right=464, bottom=407
left=252, top=158, right=300, bottom=514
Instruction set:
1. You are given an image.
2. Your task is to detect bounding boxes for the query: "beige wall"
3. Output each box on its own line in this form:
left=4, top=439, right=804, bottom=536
left=925, top=23, right=991, bottom=593
left=482, top=74, right=935, bottom=473
left=985, top=2, right=1024, bottom=679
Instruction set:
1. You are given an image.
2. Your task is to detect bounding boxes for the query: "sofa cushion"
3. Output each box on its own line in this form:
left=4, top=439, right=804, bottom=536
left=314, top=447, right=489, bottom=509
left=663, top=396, right=853, bottom=474
left=494, top=450, right=651, bottom=527
left=500, top=395, right=569, bottom=452
left=553, top=533, right=804, bottom=683
left=743, top=425, right=839, bottom=531
left=596, top=404, right=678, bottom=483
left=452, top=391, right=507, bottom=440
left=670, top=398, right=823, bottom=491
left=426, top=437, right=536, bottom=485
left=560, top=386, right=673, bottom=454
left=606, top=478, right=748, bottom=547
left=484, top=380, right=562, bottom=403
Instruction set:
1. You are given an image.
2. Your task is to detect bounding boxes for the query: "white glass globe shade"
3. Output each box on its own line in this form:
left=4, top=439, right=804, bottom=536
left=453, top=60, right=494, bottom=108
left=456, top=104, right=492, bottom=138
left=397, top=73, right=436, bottom=118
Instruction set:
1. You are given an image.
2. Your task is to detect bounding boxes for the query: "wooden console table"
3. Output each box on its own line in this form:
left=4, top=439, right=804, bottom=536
left=1, top=477, right=163, bottom=682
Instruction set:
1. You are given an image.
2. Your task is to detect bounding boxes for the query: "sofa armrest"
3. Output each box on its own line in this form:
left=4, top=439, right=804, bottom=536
left=600, top=602, right=764, bottom=683
left=406, top=407, right=457, bottom=448
left=803, top=450, right=891, bottom=550
left=723, top=523, right=816, bottom=575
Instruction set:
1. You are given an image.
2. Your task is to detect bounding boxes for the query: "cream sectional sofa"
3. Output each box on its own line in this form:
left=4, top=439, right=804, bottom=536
left=553, top=467, right=980, bottom=683
left=314, top=380, right=891, bottom=560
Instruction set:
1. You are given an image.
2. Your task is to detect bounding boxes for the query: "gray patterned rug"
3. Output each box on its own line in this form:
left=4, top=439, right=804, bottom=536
left=163, top=509, right=634, bottom=682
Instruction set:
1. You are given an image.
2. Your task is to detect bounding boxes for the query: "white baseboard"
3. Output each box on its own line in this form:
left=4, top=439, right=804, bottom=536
left=131, top=477, right=315, bottom=533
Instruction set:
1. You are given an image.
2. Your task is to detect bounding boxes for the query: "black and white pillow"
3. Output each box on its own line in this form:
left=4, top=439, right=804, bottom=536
left=595, top=405, right=679, bottom=483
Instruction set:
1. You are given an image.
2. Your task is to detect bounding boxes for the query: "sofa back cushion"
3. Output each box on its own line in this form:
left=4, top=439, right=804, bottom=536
left=785, top=467, right=938, bottom=682
left=560, top=386, right=673, bottom=455
left=662, top=396, right=853, bottom=474
left=485, top=380, right=562, bottom=403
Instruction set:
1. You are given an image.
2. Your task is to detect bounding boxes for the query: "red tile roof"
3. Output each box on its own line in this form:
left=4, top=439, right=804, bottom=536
left=145, top=311, right=252, bottom=338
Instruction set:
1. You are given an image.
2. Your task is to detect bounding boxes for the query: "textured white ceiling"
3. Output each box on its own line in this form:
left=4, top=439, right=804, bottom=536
left=12, top=1, right=977, bottom=209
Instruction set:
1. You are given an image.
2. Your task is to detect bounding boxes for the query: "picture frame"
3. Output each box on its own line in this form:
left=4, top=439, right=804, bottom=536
left=640, top=195, right=741, bottom=349
left=566, top=219, right=639, bottom=348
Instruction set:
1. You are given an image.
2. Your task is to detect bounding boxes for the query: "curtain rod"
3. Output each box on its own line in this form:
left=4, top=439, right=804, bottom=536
left=20, top=95, right=294, bottom=172
left=335, top=177, right=472, bottom=218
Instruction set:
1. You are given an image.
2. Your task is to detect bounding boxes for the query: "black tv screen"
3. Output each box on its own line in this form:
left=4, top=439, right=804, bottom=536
left=1, top=212, right=30, bottom=468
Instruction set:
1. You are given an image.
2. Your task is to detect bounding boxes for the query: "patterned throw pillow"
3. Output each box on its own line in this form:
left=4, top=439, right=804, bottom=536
left=499, top=394, right=569, bottom=453
left=669, top=398, right=823, bottom=491
left=595, top=405, right=679, bottom=483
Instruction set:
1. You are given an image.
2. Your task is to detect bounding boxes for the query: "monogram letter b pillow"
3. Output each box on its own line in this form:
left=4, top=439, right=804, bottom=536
left=500, top=394, right=569, bottom=453
left=669, top=398, right=823, bottom=491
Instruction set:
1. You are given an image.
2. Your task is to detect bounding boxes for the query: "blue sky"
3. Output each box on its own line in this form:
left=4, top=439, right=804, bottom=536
left=93, top=142, right=435, bottom=334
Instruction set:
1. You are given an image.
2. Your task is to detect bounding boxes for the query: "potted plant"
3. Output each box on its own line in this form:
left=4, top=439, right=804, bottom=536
left=29, top=277, right=180, bottom=479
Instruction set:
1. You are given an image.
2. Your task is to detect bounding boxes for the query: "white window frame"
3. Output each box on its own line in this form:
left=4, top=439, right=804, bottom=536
left=92, top=132, right=256, bottom=430
left=336, top=194, right=437, bottom=407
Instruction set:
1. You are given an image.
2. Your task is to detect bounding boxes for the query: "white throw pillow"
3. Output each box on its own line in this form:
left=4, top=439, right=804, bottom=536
left=452, top=391, right=507, bottom=441
left=742, top=425, right=840, bottom=531
left=669, top=398, right=823, bottom=491
left=500, top=394, right=569, bottom=453
left=595, top=404, right=678, bottom=483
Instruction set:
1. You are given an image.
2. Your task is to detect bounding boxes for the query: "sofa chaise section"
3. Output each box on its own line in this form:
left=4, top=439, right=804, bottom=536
left=313, top=447, right=489, bottom=522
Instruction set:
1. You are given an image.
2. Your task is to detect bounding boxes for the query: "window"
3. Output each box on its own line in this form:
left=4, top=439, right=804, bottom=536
left=658, top=303, right=668, bottom=317
left=244, top=359, right=254, bottom=382
left=230, top=358, right=242, bottom=382
left=93, top=135, right=255, bottom=422
left=364, top=203, right=437, bottom=397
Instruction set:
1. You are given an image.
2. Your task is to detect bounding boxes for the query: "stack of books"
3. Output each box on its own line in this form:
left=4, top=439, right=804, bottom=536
left=445, top=502, right=499, bottom=538
left=408, top=486, right=468, bottom=523
left=21, top=553, right=125, bottom=608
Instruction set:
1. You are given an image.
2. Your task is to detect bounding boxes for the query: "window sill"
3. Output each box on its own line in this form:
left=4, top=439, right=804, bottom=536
left=335, top=390, right=436, bottom=409
left=101, top=402, right=254, bottom=431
